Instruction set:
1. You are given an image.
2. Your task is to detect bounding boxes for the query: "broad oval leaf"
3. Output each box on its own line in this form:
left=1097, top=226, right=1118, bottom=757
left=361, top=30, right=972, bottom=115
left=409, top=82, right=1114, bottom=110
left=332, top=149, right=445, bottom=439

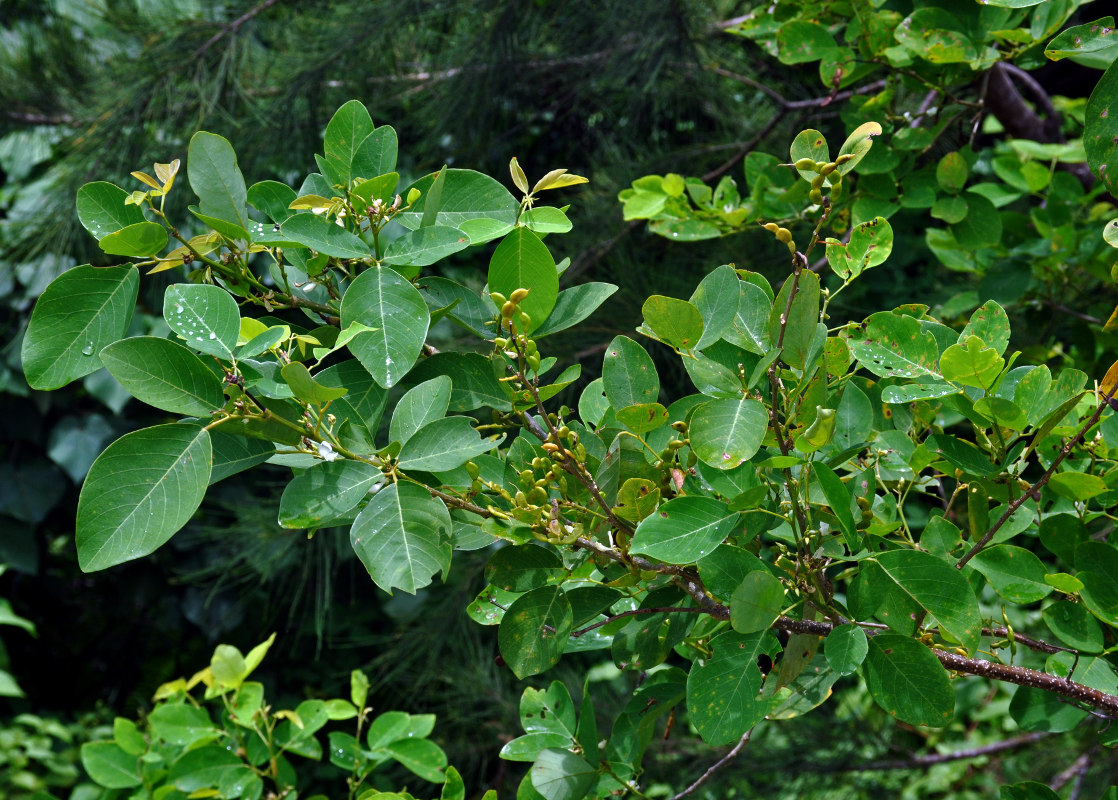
left=187, top=131, right=248, bottom=229
left=280, top=213, right=371, bottom=259
left=101, top=336, right=225, bottom=415
left=76, top=182, right=146, bottom=239
left=98, top=221, right=168, bottom=257
left=352, top=125, right=399, bottom=179
left=350, top=481, right=452, bottom=594
left=383, top=225, right=469, bottom=267
left=689, top=396, right=767, bottom=470
left=323, top=99, right=375, bottom=183
left=968, top=545, right=1052, bottom=604
left=278, top=460, right=383, bottom=529
left=485, top=546, right=564, bottom=593
left=390, top=376, right=452, bottom=446
left=397, top=168, right=518, bottom=231
left=631, top=496, right=739, bottom=564
left=22, top=264, right=139, bottom=390
left=530, top=748, right=596, bottom=800
left=730, top=570, right=784, bottom=633
left=689, top=264, right=740, bottom=349
left=642, top=295, right=703, bottom=350
left=1086, top=57, right=1118, bottom=196
left=497, top=586, right=573, bottom=679
left=340, top=266, right=430, bottom=387
left=864, top=634, right=954, bottom=727
left=602, top=335, right=659, bottom=408
left=397, top=416, right=502, bottom=472
left=686, top=630, right=780, bottom=745
left=534, top=283, right=618, bottom=338
left=80, top=742, right=141, bottom=789
left=77, top=424, right=212, bottom=571
left=164, top=283, right=240, bottom=359
left=874, top=549, right=981, bottom=653
left=824, top=623, right=868, bottom=676
left=488, top=228, right=559, bottom=333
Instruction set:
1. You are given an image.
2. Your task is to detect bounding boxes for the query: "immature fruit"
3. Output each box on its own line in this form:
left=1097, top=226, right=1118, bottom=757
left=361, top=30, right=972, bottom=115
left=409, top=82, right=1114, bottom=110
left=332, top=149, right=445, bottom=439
left=810, top=188, right=824, bottom=204
left=794, top=157, right=817, bottom=171
left=763, top=222, right=780, bottom=233
left=819, top=162, right=838, bottom=177
left=510, top=288, right=531, bottom=303
left=501, top=301, right=516, bottom=318
left=775, top=228, right=793, bottom=244
left=835, top=153, right=855, bottom=165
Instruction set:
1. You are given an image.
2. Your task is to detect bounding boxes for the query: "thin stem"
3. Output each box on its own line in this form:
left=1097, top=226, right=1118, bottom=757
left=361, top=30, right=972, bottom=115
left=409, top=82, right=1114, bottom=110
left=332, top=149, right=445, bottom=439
left=817, top=732, right=1048, bottom=772
left=667, top=728, right=754, bottom=800
left=957, top=386, right=1115, bottom=568
left=570, top=606, right=708, bottom=637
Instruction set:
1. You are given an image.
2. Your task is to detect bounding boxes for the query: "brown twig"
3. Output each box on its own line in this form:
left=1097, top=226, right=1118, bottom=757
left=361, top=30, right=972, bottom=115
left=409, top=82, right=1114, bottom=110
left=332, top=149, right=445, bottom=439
left=956, top=386, right=1115, bottom=569
left=817, top=731, right=1048, bottom=772
left=570, top=606, right=708, bottom=637
left=667, top=729, right=753, bottom=800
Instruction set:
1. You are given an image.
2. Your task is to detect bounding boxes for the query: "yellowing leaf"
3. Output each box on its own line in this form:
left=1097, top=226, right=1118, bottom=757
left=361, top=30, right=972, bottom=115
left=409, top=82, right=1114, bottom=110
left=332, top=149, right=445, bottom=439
left=1099, top=358, right=1118, bottom=399
left=154, top=158, right=180, bottom=192
left=509, top=157, right=529, bottom=194
left=532, top=168, right=589, bottom=193
left=131, top=171, right=162, bottom=191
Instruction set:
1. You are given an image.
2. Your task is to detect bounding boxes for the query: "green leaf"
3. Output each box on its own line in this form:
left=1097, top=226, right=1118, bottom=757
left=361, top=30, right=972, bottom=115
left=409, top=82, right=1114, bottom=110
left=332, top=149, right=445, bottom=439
left=826, top=217, right=892, bottom=279
left=960, top=301, right=1011, bottom=357
left=22, top=264, right=139, bottom=390
left=101, top=336, right=225, bottom=416
left=77, top=181, right=146, bottom=239
left=1046, top=17, right=1118, bottom=68
left=776, top=20, right=837, bottom=64
left=686, top=630, right=779, bottom=745
left=968, top=546, right=1052, bottom=604
left=722, top=281, right=772, bottom=355
left=1042, top=600, right=1103, bottom=652
left=77, top=424, right=212, bottom=571
left=630, top=496, right=739, bottom=564
left=767, top=269, right=819, bottom=369
left=167, top=745, right=245, bottom=791
left=824, top=623, right=868, bottom=676
left=113, top=717, right=147, bottom=756
left=836, top=122, right=882, bottom=175
left=642, top=295, right=704, bottom=350
left=248, top=179, right=297, bottom=223
left=442, top=766, right=466, bottom=800
left=486, top=546, right=563, bottom=593
left=187, top=131, right=248, bottom=229
left=323, top=100, right=375, bottom=183
left=398, top=169, right=518, bottom=231
left=730, top=571, right=784, bottom=633
left=924, top=434, right=997, bottom=477
left=936, top=152, right=968, bottom=192
left=534, top=283, right=618, bottom=338
left=874, top=550, right=981, bottom=653
left=497, top=586, right=573, bottom=679
left=280, top=362, right=348, bottom=405
left=950, top=192, right=1002, bottom=249
left=148, top=704, right=220, bottom=747
left=352, top=126, right=399, bottom=178
left=391, top=376, right=452, bottom=446
left=488, top=228, right=559, bottom=333
left=1049, top=472, right=1109, bottom=500
left=383, top=225, right=469, bottom=266
left=1087, top=47, right=1118, bottom=196
left=164, top=283, right=241, bottom=359
left=689, top=264, right=740, bottom=349
left=688, top=396, right=767, bottom=470
left=615, top=402, right=669, bottom=434
left=812, top=462, right=859, bottom=551
left=407, top=352, right=512, bottom=412
left=279, top=460, right=383, bottom=529
left=384, top=738, right=447, bottom=783
left=602, top=335, right=659, bottom=408
left=280, top=213, right=371, bottom=258
left=208, top=431, right=273, bottom=484
left=1000, top=783, right=1062, bottom=800
left=940, top=336, right=1004, bottom=389
left=529, top=748, right=596, bottom=800
left=790, top=130, right=829, bottom=181
left=895, top=9, right=977, bottom=64
left=340, top=266, right=430, bottom=387
left=80, top=742, right=141, bottom=789
left=350, top=482, right=452, bottom=594
left=864, top=634, right=954, bottom=727
left=847, top=311, right=939, bottom=380
left=398, top=416, right=502, bottom=472
left=98, top=221, right=168, bottom=257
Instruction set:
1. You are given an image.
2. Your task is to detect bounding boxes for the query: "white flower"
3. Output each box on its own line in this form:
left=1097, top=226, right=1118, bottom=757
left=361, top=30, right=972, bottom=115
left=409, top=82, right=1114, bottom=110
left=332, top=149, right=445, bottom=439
left=317, top=441, right=339, bottom=462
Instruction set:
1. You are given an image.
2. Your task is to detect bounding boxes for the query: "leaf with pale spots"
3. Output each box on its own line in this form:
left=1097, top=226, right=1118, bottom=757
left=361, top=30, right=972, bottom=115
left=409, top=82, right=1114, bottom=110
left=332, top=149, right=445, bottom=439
left=164, top=284, right=240, bottom=359
left=602, top=335, right=659, bottom=408
left=689, top=396, right=767, bottom=470
left=864, top=634, right=954, bottom=727
left=340, top=266, right=430, bottom=388
left=686, top=630, right=781, bottom=745
left=497, top=586, right=573, bottom=679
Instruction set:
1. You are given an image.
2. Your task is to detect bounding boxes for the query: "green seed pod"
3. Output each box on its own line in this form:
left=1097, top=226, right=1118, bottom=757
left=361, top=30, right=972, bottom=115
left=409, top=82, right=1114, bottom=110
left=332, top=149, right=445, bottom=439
left=794, top=157, right=817, bottom=171
left=819, top=162, right=837, bottom=177
left=465, top=461, right=481, bottom=480
left=775, top=228, right=793, bottom=244
left=510, top=287, right=530, bottom=303
left=527, top=486, right=548, bottom=505
left=809, top=188, right=824, bottom=205
left=517, top=310, right=532, bottom=327
left=501, top=301, right=516, bottom=318
left=490, top=291, right=508, bottom=306
left=811, top=173, right=826, bottom=190
left=763, top=222, right=780, bottom=233
left=835, top=153, right=855, bottom=165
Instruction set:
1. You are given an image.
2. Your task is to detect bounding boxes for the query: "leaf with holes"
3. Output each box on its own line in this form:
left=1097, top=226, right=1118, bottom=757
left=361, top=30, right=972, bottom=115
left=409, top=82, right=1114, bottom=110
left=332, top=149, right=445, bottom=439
left=350, top=482, right=452, bottom=594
